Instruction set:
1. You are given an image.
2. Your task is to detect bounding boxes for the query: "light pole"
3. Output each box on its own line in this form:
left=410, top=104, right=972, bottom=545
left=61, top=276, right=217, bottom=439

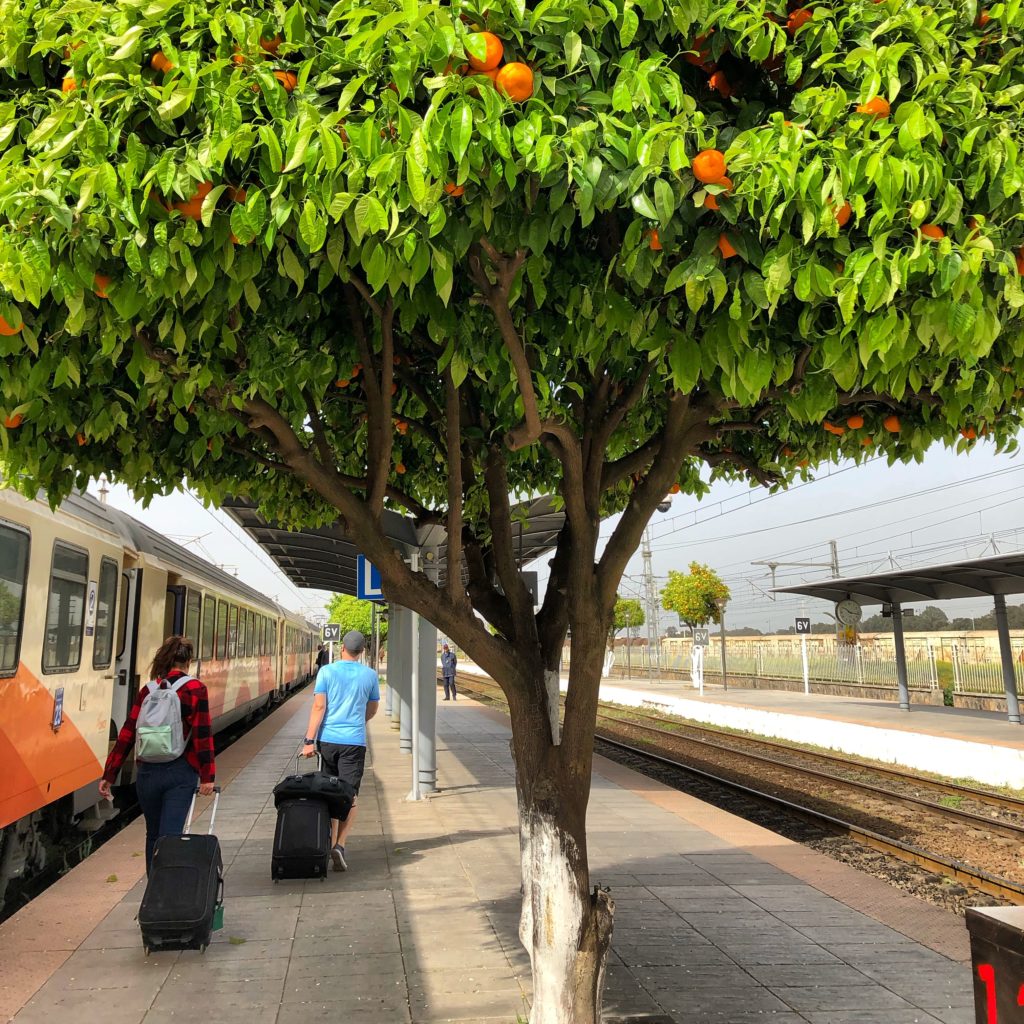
left=715, top=596, right=729, bottom=692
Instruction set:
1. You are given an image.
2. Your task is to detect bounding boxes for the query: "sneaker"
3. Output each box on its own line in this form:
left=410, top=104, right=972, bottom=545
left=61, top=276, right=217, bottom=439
left=331, top=845, right=347, bottom=872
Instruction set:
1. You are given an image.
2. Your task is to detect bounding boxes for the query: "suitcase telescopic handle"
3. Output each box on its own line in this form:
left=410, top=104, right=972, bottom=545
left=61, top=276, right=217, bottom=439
left=183, top=785, right=222, bottom=836
left=296, top=749, right=322, bottom=772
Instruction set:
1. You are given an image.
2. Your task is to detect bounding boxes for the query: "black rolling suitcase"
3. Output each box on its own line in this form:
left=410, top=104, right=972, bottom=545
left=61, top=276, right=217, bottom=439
left=270, top=753, right=336, bottom=880
left=139, top=787, right=223, bottom=955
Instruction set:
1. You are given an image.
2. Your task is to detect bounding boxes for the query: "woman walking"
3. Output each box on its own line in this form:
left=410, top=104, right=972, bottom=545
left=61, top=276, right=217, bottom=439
left=98, top=635, right=216, bottom=870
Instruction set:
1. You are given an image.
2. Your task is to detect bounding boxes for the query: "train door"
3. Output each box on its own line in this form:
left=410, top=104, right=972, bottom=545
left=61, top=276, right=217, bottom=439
left=110, top=568, right=142, bottom=739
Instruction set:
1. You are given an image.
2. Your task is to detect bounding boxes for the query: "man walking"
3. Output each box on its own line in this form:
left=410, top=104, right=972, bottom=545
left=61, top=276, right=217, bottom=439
left=315, top=643, right=329, bottom=674
left=302, top=630, right=379, bottom=871
left=441, top=642, right=457, bottom=701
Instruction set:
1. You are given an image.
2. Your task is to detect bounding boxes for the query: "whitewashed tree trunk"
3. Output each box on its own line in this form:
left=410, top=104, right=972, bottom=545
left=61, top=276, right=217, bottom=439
left=518, top=808, right=614, bottom=1023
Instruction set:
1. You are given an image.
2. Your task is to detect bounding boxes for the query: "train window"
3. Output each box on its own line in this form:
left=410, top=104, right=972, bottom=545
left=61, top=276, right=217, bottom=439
left=270, top=620, right=276, bottom=656
left=237, top=608, right=247, bottom=660
left=246, top=611, right=255, bottom=657
left=115, top=573, right=130, bottom=660
left=43, top=542, right=88, bottom=673
left=201, top=596, right=215, bottom=661
left=227, top=605, right=238, bottom=659
left=92, top=558, right=119, bottom=669
left=184, top=590, right=201, bottom=649
left=215, top=600, right=228, bottom=659
left=0, top=522, right=30, bottom=675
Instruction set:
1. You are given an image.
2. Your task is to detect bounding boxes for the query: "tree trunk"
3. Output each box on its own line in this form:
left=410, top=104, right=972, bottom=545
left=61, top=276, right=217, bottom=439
left=506, top=635, right=614, bottom=1023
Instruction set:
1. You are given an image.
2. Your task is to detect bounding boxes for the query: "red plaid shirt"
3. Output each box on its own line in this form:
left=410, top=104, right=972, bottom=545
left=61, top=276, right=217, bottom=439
left=102, top=669, right=216, bottom=784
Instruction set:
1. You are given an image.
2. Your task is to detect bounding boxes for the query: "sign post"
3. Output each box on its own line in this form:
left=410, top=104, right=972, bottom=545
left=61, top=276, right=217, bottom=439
left=795, top=617, right=811, bottom=694
left=693, top=628, right=709, bottom=697
left=322, top=623, right=341, bottom=663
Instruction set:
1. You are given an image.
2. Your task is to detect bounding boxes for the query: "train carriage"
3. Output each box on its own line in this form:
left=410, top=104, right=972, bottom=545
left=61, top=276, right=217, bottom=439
left=0, top=487, right=315, bottom=911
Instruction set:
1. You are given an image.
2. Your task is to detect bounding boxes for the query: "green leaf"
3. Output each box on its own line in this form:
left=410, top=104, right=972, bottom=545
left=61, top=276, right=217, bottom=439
left=450, top=351, right=468, bottom=388
left=668, top=338, right=701, bottom=392
left=654, top=179, right=675, bottom=226
left=299, top=200, right=327, bottom=252
left=157, top=89, right=194, bottom=121
left=450, top=101, right=473, bottom=163
left=564, top=31, right=582, bottom=72
left=631, top=193, right=658, bottom=220
left=664, top=263, right=687, bottom=293
left=406, top=154, right=426, bottom=206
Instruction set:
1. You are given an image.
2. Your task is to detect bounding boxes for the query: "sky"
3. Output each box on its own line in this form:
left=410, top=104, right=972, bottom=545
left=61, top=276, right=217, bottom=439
left=95, top=435, right=1024, bottom=634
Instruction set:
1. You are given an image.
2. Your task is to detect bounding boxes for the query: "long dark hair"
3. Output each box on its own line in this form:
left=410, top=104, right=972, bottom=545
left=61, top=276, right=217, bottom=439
left=150, top=634, right=194, bottom=680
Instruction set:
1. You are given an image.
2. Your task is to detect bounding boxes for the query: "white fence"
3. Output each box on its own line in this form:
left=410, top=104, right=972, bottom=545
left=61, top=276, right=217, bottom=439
left=950, top=640, right=1024, bottom=695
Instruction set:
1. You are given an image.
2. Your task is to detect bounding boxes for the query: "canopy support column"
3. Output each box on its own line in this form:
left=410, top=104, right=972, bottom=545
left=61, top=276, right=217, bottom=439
left=993, top=594, right=1022, bottom=725
left=891, top=602, right=911, bottom=711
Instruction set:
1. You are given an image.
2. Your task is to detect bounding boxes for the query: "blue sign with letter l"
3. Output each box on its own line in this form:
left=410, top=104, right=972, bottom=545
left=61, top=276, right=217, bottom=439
left=357, top=554, right=384, bottom=601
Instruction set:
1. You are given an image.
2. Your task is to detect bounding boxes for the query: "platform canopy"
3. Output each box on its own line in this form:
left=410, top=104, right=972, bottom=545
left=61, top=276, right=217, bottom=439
left=774, top=551, right=1024, bottom=606
left=775, top=552, right=1024, bottom=724
left=220, top=494, right=564, bottom=597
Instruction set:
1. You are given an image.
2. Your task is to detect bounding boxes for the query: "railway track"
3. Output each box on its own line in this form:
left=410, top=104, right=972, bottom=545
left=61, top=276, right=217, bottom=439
left=454, top=672, right=1024, bottom=906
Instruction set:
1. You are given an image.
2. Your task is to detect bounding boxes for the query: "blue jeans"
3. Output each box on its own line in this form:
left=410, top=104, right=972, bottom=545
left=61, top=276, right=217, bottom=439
left=443, top=675, right=456, bottom=699
left=136, top=757, right=198, bottom=871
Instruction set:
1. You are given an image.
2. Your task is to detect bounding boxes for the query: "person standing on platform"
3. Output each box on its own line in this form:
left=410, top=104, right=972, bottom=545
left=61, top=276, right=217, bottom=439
left=315, top=643, right=329, bottom=675
left=98, top=635, right=216, bottom=871
left=441, top=643, right=458, bottom=701
left=302, top=630, right=379, bottom=871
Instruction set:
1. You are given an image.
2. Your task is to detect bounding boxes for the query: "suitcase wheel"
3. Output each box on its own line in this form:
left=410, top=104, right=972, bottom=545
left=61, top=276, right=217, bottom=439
left=143, top=947, right=150, bottom=957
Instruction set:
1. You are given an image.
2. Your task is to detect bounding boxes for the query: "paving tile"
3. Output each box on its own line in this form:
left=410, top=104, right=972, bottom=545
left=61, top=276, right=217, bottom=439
left=773, top=984, right=915, bottom=1012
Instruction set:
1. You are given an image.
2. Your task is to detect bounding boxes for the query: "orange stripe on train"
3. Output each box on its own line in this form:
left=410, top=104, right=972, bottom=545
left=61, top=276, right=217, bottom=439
left=0, top=663, right=102, bottom=830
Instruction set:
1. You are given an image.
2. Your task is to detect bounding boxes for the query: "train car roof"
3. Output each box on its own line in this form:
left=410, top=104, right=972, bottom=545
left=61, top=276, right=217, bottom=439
left=59, top=490, right=287, bottom=613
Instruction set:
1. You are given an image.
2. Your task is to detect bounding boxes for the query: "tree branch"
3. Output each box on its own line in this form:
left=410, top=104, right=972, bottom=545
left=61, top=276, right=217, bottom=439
left=303, top=388, right=334, bottom=467
left=444, top=368, right=468, bottom=608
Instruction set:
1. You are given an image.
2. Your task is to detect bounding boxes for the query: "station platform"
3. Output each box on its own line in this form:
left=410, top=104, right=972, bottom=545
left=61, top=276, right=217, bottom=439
left=564, top=673, right=1024, bottom=791
left=0, top=687, right=975, bottom=1024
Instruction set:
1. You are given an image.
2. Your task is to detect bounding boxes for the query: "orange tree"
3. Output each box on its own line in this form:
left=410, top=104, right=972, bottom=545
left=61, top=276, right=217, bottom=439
left=2, top=0, right=1024, bottom=1018
left=661, top=562, right=730, bottom=627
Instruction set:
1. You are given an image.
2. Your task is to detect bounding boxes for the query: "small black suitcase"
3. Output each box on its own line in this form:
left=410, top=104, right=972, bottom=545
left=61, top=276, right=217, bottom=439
left=272, top=797, right=332, bottom=879
left=139, top=787, right=223, bottom=955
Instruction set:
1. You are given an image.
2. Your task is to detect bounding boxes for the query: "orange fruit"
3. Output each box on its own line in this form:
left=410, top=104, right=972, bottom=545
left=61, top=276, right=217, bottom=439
left=703, top=175, right=733, bottom=210
left=273, top=70, right=297, bottom=92
left=693, top=149, right=727, bottom=184
left=961, top=426, right=977, bottom=439
left=883, top=414, right=901, bottom=433
left=93, top=273, right=111, bottom=298
left=228, top=186, right=247, bottom=203
left=823, top=421, right=845, bottom=436
left=76, top=433, right=87, bottom=446
left=0, top=315, right=22, bottom=336
left=834, top=201, right=852, bottom=227
left=467, top=31, right=503, bottom=71
left=172, top=181, right=213, bottom=220
left=495, top=62, right=533, bottom=102
left=855, top=97, right=890, bottom=118
left=919, top=223, right=945, bottom=240
left=861, top=437, right=873, bottom=447
left=396, top=421, right=408, bottom=435
left=846, top=414, right=864, bottom=429
left=798, top=457, right=809, bottom=467
left=336, top=378, right=349, bottom=388
left=708, top=71, right=732, bottom=97
left=444, top=183, right=465, bottom=197
left=261, top=34, right=283, bottom=53
left=977, top=9, right=991, bottom=26
left=647, top=228, right=662, bottom=251
left=781, top=446, right=795, bottom=457
left=684, top=31, right=714, bottom=66
left=231, top=46, right=246, bottom=65
left=63, top=42, right=83, bottom=58
left=390, top=382, right=398, bottom=395
left=151, top=51, right=174, bottom=73
left=61, top=76, right=78, bottom=92
left=3, top=414, right=23, bottom=429
left=395, top=462, right=406, bottom=474
left=352, top=363, right=363, bottom=375
left=787, top=8, right=812, bottom=33
left=1015, top=246, right=1024, bottom=276
left=717, top=234, right=737, bottom=259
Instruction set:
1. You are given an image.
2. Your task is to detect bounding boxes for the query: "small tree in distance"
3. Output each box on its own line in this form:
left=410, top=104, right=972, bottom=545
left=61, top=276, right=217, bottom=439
left=610, top=596, right=645, bottom=647
left=661, top=563, right=731, bottom=628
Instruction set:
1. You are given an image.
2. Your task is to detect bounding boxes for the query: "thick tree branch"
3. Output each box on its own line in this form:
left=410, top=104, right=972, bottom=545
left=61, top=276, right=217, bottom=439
left=701, top=447, right=780, bottom=487
left=464, top=539, right=515, bottom=638
left=444, top=369, right=468, bottom=608
left=484, top=446, right=536, bottom=639
left=303, top=388, right=334, bottom=467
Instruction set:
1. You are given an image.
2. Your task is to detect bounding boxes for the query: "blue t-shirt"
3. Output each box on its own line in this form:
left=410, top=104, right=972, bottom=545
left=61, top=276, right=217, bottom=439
left=314, top=661, right=381, bottom=746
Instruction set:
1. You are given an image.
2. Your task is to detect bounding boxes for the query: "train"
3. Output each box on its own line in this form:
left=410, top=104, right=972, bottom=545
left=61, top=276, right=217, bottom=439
left=0, top=486, right=317, bottom=910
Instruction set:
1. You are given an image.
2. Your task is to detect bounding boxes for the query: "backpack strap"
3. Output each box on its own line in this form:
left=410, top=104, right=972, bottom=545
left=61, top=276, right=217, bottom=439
left=169, top=674, right=194, bottom=692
